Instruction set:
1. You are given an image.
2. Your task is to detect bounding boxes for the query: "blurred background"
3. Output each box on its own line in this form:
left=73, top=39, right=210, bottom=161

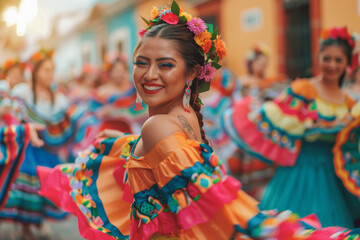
left=1, top=0, right=359, bottom=82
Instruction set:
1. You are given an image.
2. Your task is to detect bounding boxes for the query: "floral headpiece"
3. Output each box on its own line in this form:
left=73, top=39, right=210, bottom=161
left=28, top=49, right=54, bottom=72
left=139, top=0, right=226, bottom=93
left=321, top=27, right=360, bottom=71
left=321, top=27, right=355, bottom=49
left=0, top=59, right=25, bottom=79
left=246, top=42, right=270, bottom=62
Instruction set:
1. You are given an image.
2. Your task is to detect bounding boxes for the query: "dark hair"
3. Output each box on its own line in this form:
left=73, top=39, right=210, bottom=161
left=31, top=58, right=54, bottom=106
left=134, top=23, right=209, bottom=144
left=320, top=38, right=353, bottom=87
left=246, top=52, right=266, bottom=76
left=352, top=65, right=360, bottom=83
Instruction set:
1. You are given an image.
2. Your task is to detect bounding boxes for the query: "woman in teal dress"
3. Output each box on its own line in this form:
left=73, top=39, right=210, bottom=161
left=222, top=26, right=360, bottom=228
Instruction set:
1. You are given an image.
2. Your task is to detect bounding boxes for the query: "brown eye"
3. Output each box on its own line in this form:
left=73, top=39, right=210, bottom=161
left=335, top=58, right=343, bottom=64
left=323, top=56, right=331, bottom=62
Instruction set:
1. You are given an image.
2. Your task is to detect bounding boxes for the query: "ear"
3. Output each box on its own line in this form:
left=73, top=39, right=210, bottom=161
left=186, top=65, right=201, bottom=83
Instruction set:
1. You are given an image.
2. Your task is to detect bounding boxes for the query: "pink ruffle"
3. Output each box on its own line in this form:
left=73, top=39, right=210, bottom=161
left=273, top=97, right=318, bottom=122
left=113, top=160, right=134, bottom=203
left=37, top=166, right=117, bottom=240
left=130, top=177, right=241, bottom=240
left=232, top=98, right=300, bottom=166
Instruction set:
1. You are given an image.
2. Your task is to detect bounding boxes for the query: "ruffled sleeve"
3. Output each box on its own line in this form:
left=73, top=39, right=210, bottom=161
left=126, top=132, right=259, bottom=239
left=0, top=124, right=30, bottom=210
left=38, top=134, right=138, bottom=240
left=222, top=79, right=318, bottom=166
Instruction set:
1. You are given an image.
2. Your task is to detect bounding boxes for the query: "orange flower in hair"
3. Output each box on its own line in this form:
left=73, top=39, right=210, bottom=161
left=321, top=29, right=331, bottom=40
left=194, top=31, right=212, bottom=47
left=214, top=36, right=226, bottom=60
left=202, top=39, right=212, bottom=54
left=1, top=59, right=25, bottom=79
left=28, top=48, right=54, bottom=71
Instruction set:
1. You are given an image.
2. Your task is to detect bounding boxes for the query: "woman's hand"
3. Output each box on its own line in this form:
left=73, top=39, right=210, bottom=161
left=28, top=123, right=45, bottom=147
left=96, top=129, right=124, bottom=139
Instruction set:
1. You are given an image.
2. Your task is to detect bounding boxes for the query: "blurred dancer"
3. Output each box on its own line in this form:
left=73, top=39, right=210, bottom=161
left=0, top=50, right=68, bottom=240
left=68, top=63, right=100, bottom=105
left=90, top=56, right=147, bottom=134
left=0, top=59, right=25, bottom=125
left=223, top=26, right=360, bottom=228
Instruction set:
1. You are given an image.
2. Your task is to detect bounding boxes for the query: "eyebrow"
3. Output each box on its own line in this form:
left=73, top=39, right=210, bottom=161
left=136, top=55, right=177, bottom=62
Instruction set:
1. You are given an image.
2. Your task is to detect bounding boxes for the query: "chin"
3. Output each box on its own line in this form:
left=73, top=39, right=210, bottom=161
left=324, top=75, right=341, bottom=83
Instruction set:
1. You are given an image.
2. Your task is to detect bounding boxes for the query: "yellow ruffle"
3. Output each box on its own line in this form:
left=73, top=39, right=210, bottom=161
left=351, top=101, right=360, bottom=118
left=315, top=97, right=349, bottom=119
left=263, top=101, right=312, bottom=136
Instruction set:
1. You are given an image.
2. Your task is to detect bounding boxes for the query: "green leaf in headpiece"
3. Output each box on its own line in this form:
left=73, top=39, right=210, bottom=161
left=197, top=97, right=204, bottom=105
left=141, top=16, right=150, bottom=26
left=198, top=81, right=211, bottom=93
left=178, top=15, right=188, bottom=23
left=211, top=62, right=222, bottom=70
left=171, top=0, right=180, bottom=16
left=211, top=28, right=218, bottom=40
left=206, top=23, right=214, bottom=34
left=198, top=48, right=204, bottom=56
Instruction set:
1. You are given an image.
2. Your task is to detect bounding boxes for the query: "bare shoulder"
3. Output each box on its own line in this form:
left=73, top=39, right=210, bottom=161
left=141, top=115, right=184, bottom=153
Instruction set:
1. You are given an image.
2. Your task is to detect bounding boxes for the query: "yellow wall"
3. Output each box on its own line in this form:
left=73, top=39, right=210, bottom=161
left=221, top=0, right=278, bottom=77
left=321, top=0, right=360, bottom=32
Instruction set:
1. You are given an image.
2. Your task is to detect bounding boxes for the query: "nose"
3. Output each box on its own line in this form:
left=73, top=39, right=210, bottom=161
left=144, top=64, right=159, bottom=81
left=329, top=59, right=337, bottom=69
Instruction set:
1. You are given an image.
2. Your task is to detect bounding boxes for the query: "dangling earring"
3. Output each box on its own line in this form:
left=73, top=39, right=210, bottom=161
left=183, top=80, right=192, bottom=113
left=134, top=92, right=144, bottom=111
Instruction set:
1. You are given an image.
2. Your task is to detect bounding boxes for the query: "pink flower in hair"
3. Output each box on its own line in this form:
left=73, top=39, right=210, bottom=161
left=138, top=28, right=147, bottom=38
left=199, top=63, right=216, bottom=82
left=187, top=18, right=207, bottom=35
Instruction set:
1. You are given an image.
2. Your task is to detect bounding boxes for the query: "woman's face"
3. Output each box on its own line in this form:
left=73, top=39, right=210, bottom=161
left=6, top=66, right=23, bottom=88
left=36, top=59, right=54, bottom=88
left=319, top=45, right=348, bottom=83
left=251, top=54, right=268, bottom=78
left=133, top=37, right=194, bottom=109
left=110, top=61, right=128, bottom=85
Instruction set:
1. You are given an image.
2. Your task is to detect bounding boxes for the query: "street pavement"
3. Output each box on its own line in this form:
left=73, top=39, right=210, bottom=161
left=0, top=215, right=84, bottom=240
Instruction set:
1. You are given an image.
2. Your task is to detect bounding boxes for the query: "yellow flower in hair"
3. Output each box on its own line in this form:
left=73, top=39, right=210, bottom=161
left=179, top=11, right=192, bottom=21
left=151, top=6, right=159, bottom=20
left=194, top=31, right=212, bottom=47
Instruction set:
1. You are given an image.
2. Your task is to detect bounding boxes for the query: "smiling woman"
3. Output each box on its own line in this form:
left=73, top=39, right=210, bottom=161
left=36, top=2, right=360, bottom=239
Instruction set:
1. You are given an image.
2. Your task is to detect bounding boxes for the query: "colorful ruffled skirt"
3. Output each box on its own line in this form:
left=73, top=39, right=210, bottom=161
left=260, top=139, right=360, bottom=228
left=0, top=144, right=68, bottom=225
